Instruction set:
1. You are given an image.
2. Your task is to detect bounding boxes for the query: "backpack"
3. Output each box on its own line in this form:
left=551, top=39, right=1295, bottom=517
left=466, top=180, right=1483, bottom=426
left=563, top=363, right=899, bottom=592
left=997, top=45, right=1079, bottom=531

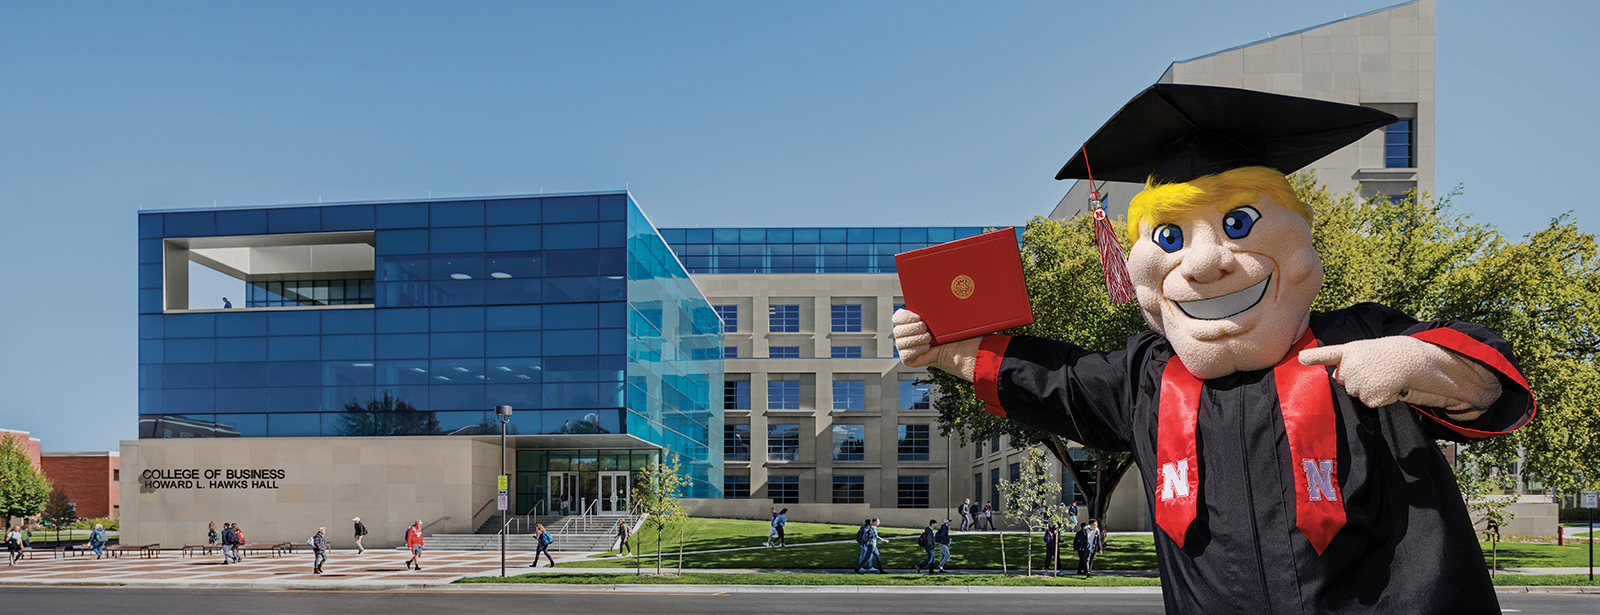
left=307, top=535, right=318, bottom=549
left=918, top=527, right=933, bottom=549
left=856, top=525, right=870, bottom=545
left=540, top=531, right=554, bottom=546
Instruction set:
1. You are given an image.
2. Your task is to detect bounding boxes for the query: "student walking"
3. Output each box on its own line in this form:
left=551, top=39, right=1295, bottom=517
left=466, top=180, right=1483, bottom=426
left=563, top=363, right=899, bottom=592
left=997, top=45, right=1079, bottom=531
left=310, top=527, right=329, bottom=574
left=220, top=523, right=240, bottom=564
left=234, top=523, right=248, bottom=559
left=854, top=518, right=887, bottom=574
left=21, top=523, right=32, bottom=549
left=771, top=508, right=788, bottom=547
left=1075, top=520, right=1103, bottom=577
left=765, top=508, right=779, bottom=547
left=207, top=522, right=219, bottom=545
left=915, top=519, right=938, bottom=573
left=1043, top=523, right=1060, bottom=575
left=1068, top=500, right=1080, bottom=528
left=981, top=502, right=994, bottom=531
left=615, top=518, right=631, bottom=554
left=935, top=519, right=952, bottom=572
left=6, top=526, right=21, bottom=566
left=404, top=520, right=425, bottom=571
left=352, top=517, right=368, bottom=555
left=89, top=524, right=109, bottom=559
left=529, top=523, right=556, bottom=567
left=959, top=499, right=973, bottom=531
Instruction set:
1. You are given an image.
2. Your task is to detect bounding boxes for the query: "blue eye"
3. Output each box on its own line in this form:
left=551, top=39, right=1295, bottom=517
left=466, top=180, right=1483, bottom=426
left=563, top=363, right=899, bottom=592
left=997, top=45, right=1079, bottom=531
left=1222, top=206, right=1261, bottom=240
left=1152, top=224, right=1184, bottom=252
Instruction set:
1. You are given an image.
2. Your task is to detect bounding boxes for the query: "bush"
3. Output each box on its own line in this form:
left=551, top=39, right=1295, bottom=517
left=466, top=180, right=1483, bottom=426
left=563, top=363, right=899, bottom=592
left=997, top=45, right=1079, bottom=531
left=69, top=517, right=118, bottom=531
left=1559, top=508, right=1597, bottom=523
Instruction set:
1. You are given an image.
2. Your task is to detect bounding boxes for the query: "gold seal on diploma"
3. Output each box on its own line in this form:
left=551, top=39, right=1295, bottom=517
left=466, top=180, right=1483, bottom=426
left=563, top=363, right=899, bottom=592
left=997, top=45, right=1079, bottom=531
left=951, top=274, right=975, bottom=299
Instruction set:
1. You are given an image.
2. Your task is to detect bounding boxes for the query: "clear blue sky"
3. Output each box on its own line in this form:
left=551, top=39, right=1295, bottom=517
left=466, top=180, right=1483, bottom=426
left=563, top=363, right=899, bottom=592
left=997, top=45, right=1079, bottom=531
left=1, top=1, right=1593, bottom=451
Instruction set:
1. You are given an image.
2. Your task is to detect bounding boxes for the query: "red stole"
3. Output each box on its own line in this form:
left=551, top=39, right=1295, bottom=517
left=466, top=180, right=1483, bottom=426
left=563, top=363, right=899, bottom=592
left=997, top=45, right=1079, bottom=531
left=1153, top=331, right=1346, bottom=555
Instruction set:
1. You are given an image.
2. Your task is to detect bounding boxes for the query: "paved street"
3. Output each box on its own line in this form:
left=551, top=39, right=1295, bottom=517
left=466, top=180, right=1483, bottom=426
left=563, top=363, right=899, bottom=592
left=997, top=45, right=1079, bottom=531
left=1, top=587, right=1598, bottom=615
left=0, top=549, right=587, bottom=587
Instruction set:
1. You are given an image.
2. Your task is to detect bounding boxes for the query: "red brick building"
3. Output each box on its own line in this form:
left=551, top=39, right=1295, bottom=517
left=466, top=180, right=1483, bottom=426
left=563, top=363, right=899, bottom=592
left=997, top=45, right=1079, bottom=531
left=39, top=452, right=120, bottom=520
left=1, top=428, right=43, bottom=469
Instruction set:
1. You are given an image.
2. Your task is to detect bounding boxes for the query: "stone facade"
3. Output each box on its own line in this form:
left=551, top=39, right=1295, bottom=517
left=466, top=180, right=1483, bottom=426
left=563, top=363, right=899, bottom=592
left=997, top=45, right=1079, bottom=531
left=120, top=436, right=504, bottom=549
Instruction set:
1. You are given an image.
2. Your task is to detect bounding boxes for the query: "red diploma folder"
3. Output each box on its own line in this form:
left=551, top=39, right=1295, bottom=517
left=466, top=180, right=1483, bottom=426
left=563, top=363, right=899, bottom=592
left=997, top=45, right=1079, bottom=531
left=895, top=227, right=1034, bottom=344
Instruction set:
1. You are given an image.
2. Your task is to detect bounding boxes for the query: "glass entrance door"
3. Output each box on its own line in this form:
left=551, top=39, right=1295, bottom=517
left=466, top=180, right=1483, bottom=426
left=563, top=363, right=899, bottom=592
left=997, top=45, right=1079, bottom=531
left=599, top=471, right=630, bottom=515
left=550, top=472, right=580, bottom=515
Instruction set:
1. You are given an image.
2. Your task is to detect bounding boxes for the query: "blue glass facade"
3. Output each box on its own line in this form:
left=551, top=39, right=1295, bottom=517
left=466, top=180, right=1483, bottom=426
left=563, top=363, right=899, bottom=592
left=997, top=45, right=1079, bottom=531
left=658, top=227, right=1022, bottom=274
left=137, top=192, right=722, bottom=497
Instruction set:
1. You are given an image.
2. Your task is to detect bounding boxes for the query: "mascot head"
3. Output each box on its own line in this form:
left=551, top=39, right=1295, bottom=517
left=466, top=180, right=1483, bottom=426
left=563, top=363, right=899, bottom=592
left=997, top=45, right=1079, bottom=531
left=1056, top=84, right=1397, bottom=379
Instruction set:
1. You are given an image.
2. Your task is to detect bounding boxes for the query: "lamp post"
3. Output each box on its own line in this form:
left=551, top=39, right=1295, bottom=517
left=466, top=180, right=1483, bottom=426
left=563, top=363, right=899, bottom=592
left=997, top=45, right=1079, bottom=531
left=496, top=404, right=513, bottom=578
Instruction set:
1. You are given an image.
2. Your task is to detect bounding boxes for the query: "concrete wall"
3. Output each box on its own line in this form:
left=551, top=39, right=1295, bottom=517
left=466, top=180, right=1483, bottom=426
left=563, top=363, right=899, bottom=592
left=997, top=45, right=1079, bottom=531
left=40, top=453, right=120, bottom=519
left=120, top=436, right=501, bottom=549
left=1470, top=495, right=1559, bottom=539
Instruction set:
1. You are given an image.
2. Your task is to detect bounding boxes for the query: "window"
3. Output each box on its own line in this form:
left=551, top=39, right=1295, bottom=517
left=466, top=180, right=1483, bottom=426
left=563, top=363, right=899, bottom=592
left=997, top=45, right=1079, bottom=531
left=898, top=424, right=930, bottom=461
left=725, top=424, right=751, bottom=461
left=770, top=346, right=801, bottom=359
left=833, top=380, right=865, bottom=410
left=724, top=380, right=750, bottom=410
left=770, top=475, right=799, bottom=504
left=831, top=304, right=862, bottom=332
left=833, top=475, right=865, bottom=504
left=1385, top=119, right=1415, bottom=168
left=832, top=424, right=865, bottom=461
left=975, top=439, right=984, bottom=458
left=973, top=472, right=983, bottom=505
left=991, top=436, right=1000, bottom=453
left=899, top=380, right=930, bottom=410
left=892, top=303, right=905, bottom=358
left=768, top=424, right=800, bottom=461
left=724, top=346, right=738, bottom=359
left=831, top=346, right=861, bottom=358
left=713, top=304, right=738, bottom=331
left=990, top=468, right=1000, bottom=512
left=768, top=380, right=800, bottom=409
left=898, top=475, right=929, bottom=508
left=1009, top=462, right=1021, bottom=486
left=113, top=470, right=120, bottom=481
left=724, top=475, right=750, bottom=499
left=769, top=304, right=799, bottom=332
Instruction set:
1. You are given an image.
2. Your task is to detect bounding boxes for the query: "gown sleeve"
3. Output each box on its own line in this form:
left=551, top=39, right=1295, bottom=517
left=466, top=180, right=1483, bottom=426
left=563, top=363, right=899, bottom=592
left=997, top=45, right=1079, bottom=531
left=1352, top=302, right=1537, bottom=441
left=970, top=333, right=1144, bottom=452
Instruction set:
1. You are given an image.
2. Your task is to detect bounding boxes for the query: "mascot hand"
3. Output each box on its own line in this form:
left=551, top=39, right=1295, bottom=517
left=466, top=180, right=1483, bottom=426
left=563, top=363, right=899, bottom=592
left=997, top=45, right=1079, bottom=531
left=1299, top=335, right=1502, bottom=420
left=893, top=309, right=982, bottom=381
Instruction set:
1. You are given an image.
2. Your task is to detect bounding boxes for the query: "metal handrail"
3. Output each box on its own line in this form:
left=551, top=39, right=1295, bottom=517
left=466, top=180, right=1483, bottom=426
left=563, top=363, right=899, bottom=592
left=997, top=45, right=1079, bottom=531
left=419, top=516, right=451, bottom=533
left=473, top=497, right=497, bottom=520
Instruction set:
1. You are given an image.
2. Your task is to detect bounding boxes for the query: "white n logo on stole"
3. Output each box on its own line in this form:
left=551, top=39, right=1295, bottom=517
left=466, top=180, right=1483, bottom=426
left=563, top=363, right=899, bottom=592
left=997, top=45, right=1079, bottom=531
left=1159, top=459, right=1190, bottom=502
left=1302, top=459, right=1337, bottom=502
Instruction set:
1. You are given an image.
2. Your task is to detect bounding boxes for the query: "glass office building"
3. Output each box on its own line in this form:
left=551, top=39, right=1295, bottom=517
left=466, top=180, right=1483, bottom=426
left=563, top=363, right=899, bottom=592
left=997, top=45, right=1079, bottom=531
left=137, top=192, right=723, bottom=503
left=658, top=227, right=1020, bottom=274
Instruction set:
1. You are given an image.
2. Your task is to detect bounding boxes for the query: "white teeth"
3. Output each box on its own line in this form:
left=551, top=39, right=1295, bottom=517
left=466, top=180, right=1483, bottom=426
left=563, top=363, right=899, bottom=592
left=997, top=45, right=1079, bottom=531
left=1176, top=276, right=1270, bottom=320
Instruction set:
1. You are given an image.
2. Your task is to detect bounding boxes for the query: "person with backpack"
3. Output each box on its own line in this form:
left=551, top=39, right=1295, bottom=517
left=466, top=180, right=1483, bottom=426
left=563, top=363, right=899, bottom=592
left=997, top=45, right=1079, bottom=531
left=404, top=520, right=425, bottom=571
left=309, top=527, right=329, bottom=574
left=528, top=523, right=556, bottom=567
left=234, top=523, right=248, bottom=560
left=935, top=519, right=952, bottom=573
left=207, top=522, right=219, bottom=546
left=982, top=502, right=994, bottom=531
left=854, top=518, right=887, bottom=574
left=915, top=519, right=938, bottom=573
left=772, top=508, right=788, bottom=547
left=6, top=526, right=20, bottom=566
left=765, top=507, right=778, bottom=547
left=220, top=522, right=240, bottom=564
left=959, top=499, right=973, bottom=532
left=1043, top=523, right=1060, bottom=575
left=89, top=523, right=109, bottom=560
left=352, top=517, right=368, bottom=555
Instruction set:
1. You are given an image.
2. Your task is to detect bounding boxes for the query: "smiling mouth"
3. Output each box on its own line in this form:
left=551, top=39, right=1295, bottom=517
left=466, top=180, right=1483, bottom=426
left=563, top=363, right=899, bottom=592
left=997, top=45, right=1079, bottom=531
left=1175, top=276, right=1271, bottom=320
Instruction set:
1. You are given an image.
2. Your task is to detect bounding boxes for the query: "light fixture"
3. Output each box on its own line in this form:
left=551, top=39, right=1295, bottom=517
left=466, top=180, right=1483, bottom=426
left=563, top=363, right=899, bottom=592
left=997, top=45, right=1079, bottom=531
left=477, top=375, right=486, bottom=380
left=410, top=367, right=428, bottom=373
left=490, top=272, right=512, bottom=279
left=496, top=366, right=512, bottom=372
left=352, top=363, right=373, bottom=367
left=435, top=376, right=451, bottom=381
left=516, top=374, right=532, bottom=380
left=453, top=367, right=470, bottom=372
left=450, top=273, right=472, bottom=280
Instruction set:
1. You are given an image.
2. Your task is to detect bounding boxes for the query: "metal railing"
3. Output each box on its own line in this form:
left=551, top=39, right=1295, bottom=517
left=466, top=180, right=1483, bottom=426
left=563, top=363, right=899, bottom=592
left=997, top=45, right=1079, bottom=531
left=419, top=516, right=451, bottom=533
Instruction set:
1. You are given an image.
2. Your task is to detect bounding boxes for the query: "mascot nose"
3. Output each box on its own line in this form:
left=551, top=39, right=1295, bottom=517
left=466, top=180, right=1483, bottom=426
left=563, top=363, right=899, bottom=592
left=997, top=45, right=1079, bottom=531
left=1179, top=241, right=1238, bottom=284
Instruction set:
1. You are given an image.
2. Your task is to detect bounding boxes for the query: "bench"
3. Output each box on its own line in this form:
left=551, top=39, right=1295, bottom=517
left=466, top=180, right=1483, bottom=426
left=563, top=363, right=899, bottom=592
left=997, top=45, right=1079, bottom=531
left=182, top=544, right=223, bottom=558
left=105, top=543, right=160, bottom=559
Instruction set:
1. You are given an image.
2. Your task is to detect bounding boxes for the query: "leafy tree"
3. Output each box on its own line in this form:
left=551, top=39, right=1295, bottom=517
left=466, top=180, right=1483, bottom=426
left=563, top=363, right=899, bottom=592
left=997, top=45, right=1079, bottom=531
left=335, top=390, right=441, bottom=436
left=997, top=448, right=1073, bottom=576
left=632, top=452, right=690, bottom=575
left=0, top=433, right=50, bottom=529
left=42, top=486, right=75, bottom=546
left=1454, top=446, right=1517, bottom=575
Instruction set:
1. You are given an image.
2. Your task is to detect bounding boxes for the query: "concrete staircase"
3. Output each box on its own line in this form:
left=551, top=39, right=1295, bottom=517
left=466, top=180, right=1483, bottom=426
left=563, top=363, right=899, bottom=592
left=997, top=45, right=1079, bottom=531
left=424, top=513, right=645, bottom=552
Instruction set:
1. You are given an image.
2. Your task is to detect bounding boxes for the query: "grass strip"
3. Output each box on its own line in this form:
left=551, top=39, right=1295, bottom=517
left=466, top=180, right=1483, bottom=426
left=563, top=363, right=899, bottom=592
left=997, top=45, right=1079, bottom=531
left=457, top=572, right=1162, bottom=587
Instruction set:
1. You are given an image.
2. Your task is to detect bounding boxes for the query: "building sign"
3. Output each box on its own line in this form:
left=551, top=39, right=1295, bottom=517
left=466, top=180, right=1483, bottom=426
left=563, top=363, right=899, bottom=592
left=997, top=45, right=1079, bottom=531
left=140, top=468, right=286, bottom=491
left=1583, top=491, right=1598, bottom=509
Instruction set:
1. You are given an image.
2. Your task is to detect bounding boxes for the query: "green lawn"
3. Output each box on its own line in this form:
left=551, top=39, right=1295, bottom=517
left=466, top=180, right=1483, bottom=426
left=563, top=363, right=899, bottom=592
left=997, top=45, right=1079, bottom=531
left=1491, top=574, right=1600, bottom=586
left=25, top=530, right=119, bottom=543
left=595, top=517, right=917, bottom=557
left=1481, top=541, right=1599, bottom=568
left=574, top=531, right=1156, bottom=572
left=459, top=572, right=1161, bottom=587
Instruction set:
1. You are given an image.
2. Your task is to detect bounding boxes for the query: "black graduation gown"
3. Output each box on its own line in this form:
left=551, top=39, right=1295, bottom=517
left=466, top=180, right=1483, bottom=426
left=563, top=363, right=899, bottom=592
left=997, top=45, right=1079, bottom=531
left=974, top=303, right=1535, bottom=615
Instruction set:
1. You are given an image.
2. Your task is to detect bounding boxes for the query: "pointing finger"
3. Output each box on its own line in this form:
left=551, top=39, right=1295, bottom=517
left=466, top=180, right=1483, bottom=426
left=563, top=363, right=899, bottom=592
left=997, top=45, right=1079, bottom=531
left=1298, top=346, right=1344, bottom=366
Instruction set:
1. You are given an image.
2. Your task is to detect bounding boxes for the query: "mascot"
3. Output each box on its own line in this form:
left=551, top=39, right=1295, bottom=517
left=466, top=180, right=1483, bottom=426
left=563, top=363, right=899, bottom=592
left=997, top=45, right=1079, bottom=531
left=893, top=85, right=1532, bottom=614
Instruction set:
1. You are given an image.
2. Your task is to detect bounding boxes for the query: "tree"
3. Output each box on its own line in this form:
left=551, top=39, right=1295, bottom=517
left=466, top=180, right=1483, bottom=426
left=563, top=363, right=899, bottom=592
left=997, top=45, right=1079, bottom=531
left=997, top=448, right=1072, bottom=577
left=631, top=452, right=690, bottom=576
left=1454, top=446, right=1516, bottom=576
left=334, top=390, right=441, bottom=436
left=42, top=486, right=75, bottom=546
left=0, top=432, right=50, bottom=529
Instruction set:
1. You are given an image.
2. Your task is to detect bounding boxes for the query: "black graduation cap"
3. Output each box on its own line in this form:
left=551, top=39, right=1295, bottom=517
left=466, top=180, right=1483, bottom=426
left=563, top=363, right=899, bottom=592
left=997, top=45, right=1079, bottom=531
left=1056, top=84, right=1398, bottom=184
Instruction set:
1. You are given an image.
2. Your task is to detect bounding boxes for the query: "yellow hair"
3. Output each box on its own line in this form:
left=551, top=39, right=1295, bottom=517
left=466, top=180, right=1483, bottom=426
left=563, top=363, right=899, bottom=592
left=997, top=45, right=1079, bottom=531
left=1124, top=166, right=1310, bottom=244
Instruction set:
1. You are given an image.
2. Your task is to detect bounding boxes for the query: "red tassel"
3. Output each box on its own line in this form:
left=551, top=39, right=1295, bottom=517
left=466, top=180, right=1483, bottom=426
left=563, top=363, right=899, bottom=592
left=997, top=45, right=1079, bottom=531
left=1092, top=205, right=1136, bottom=304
